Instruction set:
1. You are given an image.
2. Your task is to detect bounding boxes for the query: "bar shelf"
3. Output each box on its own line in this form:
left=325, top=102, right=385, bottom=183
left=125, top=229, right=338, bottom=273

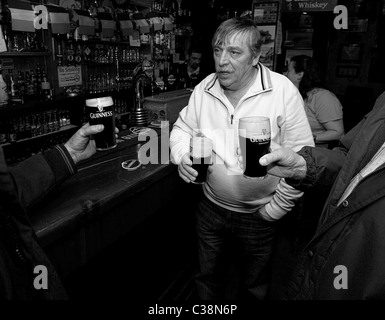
left=0, top=52, right=51, bottom=57
left=0, top=124, right=78, bottom=148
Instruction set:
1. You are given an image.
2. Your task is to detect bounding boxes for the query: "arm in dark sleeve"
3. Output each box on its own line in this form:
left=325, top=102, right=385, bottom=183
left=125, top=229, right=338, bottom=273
left=285, top=146, right=347, bottom=191
left=285, top=96, right=371, bottom=192
left=8, top=144, right=77, bottom=210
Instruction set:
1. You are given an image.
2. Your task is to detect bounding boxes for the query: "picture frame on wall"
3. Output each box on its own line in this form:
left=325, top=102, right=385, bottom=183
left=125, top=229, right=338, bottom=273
left=336, top=65, right=360, bottom=78
left=338, top=44, right=363, bottom=63
left=252, top=1, right=279, bottom=24
left=299, top=14, right=313, bottom=28
left=259, top=25, right=276, bottom=70
left=284, top=29, right=313, bottom=49
left=345, top=18, right=368, bottom=32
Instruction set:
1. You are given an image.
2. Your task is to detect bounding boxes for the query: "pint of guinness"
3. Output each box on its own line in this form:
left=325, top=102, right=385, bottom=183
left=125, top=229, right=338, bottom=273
left=239, top=117, right=271, bottom=178
left=190, top=137, right=213, bottom=184
left=86, top=96, right=117, bottom=151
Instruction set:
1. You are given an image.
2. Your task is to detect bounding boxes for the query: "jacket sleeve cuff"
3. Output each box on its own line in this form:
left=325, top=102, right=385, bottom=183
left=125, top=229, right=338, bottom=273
left=43, top=144, right=77, bottom=184
left=285, top=146, right=318, bottom=191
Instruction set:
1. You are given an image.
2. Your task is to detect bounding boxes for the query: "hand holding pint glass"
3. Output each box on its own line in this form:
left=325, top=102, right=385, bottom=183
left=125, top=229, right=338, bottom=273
left=190, top=137, right=213, bottom=184
left=86, top=96, right=117, bottom=151
left=238, top=117, right=271, bottom=178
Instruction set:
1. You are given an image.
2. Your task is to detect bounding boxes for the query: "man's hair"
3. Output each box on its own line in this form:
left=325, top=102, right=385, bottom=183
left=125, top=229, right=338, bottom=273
left=290, top=55, right=324, bottom=99
left=211, top=17, right=262, bottom=58
left=188, top=45, right=204, bottom=56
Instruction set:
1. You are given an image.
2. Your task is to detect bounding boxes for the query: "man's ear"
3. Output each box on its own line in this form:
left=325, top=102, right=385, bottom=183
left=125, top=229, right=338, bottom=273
left=252, top=54, right=260, bottom=67
left=297, top=71, right=304, bottom=81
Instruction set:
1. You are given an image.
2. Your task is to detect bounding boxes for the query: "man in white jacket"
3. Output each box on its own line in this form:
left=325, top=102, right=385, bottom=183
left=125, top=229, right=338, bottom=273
left=170, top=17, right=314, bottom=300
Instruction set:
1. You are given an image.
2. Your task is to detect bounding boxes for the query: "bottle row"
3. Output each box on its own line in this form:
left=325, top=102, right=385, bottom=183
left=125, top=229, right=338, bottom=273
left=57, top=42, right=143, bottom=67
left=87, top=69, right=133, bottom=94
left=0, top=63, right=52, bottom=106
left=0, top=95, right=134, bottom=146
left=0, top=109, right=71, bottom=144
left=1, top=31, right=46, bottom=53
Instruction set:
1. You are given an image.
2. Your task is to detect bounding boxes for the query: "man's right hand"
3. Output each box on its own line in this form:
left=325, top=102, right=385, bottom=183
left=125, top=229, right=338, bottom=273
left=259, top=148, right=307, bottom=181
left=177, top=153, right=198, bottom=183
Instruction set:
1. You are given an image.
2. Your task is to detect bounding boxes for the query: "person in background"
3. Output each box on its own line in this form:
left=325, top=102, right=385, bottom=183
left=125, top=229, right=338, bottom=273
left=170, top=17, right=314, bottom=300
left=0, top=123, right=116, bottom=299
left=284, top=55, right=344, bottom=148
left=177, top=45, right=205, bottom=89
left=258, top=91, right=385, bottom=299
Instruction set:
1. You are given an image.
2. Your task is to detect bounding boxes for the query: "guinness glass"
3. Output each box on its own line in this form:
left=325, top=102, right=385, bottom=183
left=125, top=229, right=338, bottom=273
left=86, top=96, right=117, bottom=151
left=239, top=117, right=271, bottom=178
left=190, top=137, right=212, bottom=184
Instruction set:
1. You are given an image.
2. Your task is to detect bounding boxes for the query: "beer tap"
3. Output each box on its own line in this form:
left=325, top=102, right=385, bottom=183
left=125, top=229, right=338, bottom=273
left=130, top=60, right=154, bottom=127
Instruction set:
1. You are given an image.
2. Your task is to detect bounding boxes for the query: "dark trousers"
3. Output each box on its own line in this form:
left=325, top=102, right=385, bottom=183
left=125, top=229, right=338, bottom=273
left=195, top=196, right=276, bottom=300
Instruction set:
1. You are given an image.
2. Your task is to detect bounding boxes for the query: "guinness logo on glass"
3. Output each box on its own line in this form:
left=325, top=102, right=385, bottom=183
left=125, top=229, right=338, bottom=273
left=250, top=135, right=258, bottom=142
left=97, top=105, right=104, bottom=112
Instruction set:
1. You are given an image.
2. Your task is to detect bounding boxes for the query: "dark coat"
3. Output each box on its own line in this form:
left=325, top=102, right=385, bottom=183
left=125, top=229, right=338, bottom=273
left=0, top=145, right=75, bottom=299
left=286, top=91, right=385, bottom=299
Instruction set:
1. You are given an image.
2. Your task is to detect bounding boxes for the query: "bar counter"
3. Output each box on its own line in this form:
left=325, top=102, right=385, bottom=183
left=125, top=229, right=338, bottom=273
left=28, top=128, right=193, bottom=279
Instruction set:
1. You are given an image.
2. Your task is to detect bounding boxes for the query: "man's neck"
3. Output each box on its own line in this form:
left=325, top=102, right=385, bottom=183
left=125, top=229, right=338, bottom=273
left=223, top=68, right=258, bottom=107
left=187, top=65, right=198, bottom=75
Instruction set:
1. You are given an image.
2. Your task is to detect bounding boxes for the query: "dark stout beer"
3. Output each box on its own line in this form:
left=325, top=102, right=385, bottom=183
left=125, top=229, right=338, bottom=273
left=238, top=116, right=271, bottom=178
left=86, top=96, right=116, bottom=151
left=190, top=137, right=212, bottom=184
left=239, top=136, right=270, bottom=178
left=191, top=156, right=211, bottom=184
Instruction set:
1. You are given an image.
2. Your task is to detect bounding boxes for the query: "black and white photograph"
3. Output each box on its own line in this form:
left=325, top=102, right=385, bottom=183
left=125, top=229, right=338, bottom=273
left=1, top=0, right=385, bottom=315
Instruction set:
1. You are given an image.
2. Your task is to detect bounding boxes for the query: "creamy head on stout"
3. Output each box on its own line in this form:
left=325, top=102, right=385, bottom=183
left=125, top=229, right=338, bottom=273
left=190, top=137, right=212, bottom=161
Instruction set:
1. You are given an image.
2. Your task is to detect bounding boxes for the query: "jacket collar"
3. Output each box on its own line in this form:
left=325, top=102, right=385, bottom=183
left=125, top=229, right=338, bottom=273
left=311, top=111, right=385, bottom=243
left=204, top=62, right=273, bottom=97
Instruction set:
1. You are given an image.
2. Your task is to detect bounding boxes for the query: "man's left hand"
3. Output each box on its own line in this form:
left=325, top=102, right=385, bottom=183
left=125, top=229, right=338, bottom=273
left=64, top=123, right=118, bottom=165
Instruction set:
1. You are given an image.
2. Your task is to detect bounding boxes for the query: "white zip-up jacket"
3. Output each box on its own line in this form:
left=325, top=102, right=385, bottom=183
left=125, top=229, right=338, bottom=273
left=170, top=63, right=314, bottom=219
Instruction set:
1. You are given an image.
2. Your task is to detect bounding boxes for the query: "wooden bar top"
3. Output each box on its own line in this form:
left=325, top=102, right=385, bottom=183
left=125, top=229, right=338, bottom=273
left=29, top=127, right=176, bottom=247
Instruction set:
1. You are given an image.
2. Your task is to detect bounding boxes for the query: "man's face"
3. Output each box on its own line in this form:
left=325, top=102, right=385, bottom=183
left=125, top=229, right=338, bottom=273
left=188, top=52, right=202, bottom=70
left=213, top=33, right=259, bottom=91
left=284, top=61, right=302, bottom=88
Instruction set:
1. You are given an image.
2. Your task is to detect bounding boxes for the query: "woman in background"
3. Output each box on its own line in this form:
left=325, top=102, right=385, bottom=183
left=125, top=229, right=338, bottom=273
left=285, top=55, right=344, bottom=148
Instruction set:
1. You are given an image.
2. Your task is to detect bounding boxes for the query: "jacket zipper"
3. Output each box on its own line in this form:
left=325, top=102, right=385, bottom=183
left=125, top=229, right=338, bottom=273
left=231, top=114, right=234, bottom=125
left=1, top=214, right=28, bottom=264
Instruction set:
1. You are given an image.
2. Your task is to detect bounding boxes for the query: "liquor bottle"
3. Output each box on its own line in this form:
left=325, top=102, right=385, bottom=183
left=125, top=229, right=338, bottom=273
left=8, top=70, right=19, bottom=103
left=0, top=119, right=7, bottom=143
left=41, top=82, right=52, bottom=101
left=95, top=17, right=102, bottom=41
left=0, top=1, right=12, bottom=51
left=0, top=62, right=9, bottom=106
left=17, top=71, right=26, bottom=102
left=57, top=40, right=64, bottom=66
left=25, top=71, right=36, bottom=99
left=8, top=118, right=17, bottom=143
left=35, top=64, right=42, bottom=96
left=18, top=114, right=25, bottom=139
left=24, top=113, right=31, bottom=138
